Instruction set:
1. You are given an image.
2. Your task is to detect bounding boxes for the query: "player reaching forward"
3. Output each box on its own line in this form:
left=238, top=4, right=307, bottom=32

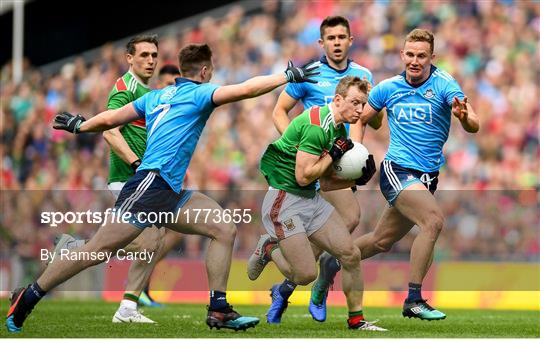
left=5, top=44, right=318, bottom=333
left=350, top=28, right=479, bottom=321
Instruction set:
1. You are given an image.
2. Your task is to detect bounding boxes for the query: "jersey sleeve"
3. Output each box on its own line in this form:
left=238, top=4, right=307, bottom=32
left=197, top=83, right=220, bottom=110
left=107, top=91, right=133, bottom=110
left=443, top=78, right=465, bottom=106
left=298, top=125, right=327, bottom=156
left=132, top=92, right=150, bottom=118
left=284, top=83, right=307, bottom=101
left=367, top=82, right=387, bottom=112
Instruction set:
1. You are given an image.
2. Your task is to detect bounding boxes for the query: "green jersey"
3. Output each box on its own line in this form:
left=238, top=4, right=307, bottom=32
left=106, top=71, right=151, bottom=183
left=260, top=104, right=346, bottom=198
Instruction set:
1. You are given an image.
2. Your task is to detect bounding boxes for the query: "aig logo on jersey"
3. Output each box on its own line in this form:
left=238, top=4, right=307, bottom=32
left=394, top=103, right=432, bottom=124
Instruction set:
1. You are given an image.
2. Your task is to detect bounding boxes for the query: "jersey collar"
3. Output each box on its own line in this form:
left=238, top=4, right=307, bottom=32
left=175, top=77, right=201, bottom=85
left=400, top=65, right=437, bottom=88
left=320, top=56, right=351, bottom=74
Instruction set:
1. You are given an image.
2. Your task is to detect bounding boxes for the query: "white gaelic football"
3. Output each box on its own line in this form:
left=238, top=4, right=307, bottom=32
left=332, top=142, right=369, bottom=180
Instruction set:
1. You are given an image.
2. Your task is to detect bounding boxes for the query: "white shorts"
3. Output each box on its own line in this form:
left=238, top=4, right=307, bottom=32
left=107, top=181, right=126, bottom=199
left=261, top=188, right=334, bottom=241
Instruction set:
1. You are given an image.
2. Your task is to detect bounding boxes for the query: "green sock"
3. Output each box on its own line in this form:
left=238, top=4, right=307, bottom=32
left=123, top=293, right=139, bottom=303
left=348, top=310, right=363, bottom=317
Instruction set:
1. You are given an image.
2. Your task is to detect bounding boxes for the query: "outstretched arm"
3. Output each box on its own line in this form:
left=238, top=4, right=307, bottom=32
left=53, top=103, right=140, bottom=134
left=452, top=96, right=479, bottom=133
left=212, top=61, right=319, bottom=106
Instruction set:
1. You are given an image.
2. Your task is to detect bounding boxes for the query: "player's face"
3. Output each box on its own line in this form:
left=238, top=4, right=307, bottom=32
left=128, top=42, right=158, bottom=82
left=400, top=41, right=434, bottom=84
left=319, top=25, right=353, bottom=65
left=337, top=86, right=367, bottom=124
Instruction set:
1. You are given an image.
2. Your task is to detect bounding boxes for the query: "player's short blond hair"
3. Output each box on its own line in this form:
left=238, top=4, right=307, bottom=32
left=405, top=28, right=435, bottom=54
left=335, top=76, right=369, bottom=98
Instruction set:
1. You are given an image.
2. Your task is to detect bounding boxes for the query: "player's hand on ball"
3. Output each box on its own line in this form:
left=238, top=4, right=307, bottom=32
left=355, top=154, right=376, bottom=186
left=329, top=136, right=354, bottom=161
left=53, top=111, right=86, bottom=134
left=284, top=60, right=320, bottom=83
left=452, top=96, right=469, bottom=121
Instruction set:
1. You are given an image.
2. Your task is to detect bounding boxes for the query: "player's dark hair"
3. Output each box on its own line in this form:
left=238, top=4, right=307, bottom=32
left=335, top=76, right=368, bottom=97
left=126, top=34, right=159, bottom=55
left=159, top=64, right=180, bottom=76
left=178, top=44, right=213, bottom=77
left=405, top=28, right=435, bottom=54
left=320, top=16, right=350, bottom=38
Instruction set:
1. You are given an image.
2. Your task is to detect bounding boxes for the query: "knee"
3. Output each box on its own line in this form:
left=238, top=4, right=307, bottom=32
left=373, top=238, right=393, bottom=253
left=293, top=268, right=318, bottom=286
left=132, top=231, right=160, bottom=253
left=343, top=214, right=360, bottom=233
left=212, top=223, right=237, bottom=243
left=337, top=245, right=361, bottom=270
left=423, top=210, right=445, bottom=239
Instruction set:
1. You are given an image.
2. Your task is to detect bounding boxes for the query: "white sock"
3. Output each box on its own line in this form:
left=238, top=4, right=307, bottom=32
left=119, top=299, right=137, bottom=311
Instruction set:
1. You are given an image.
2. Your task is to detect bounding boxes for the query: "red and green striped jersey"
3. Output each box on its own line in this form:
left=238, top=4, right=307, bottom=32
left=106, top=71, right=150, bottom=183
left=260, top=104, right=346, bottom=198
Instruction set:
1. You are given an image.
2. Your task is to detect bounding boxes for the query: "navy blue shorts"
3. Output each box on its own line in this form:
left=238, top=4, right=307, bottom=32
left=114, top=170, right=192, bottom=229
left=380, top=160, right=439, bottom=205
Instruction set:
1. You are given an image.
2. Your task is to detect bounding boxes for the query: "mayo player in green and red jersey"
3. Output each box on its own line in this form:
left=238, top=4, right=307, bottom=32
left=258, top=76, right=385, bottom=331
left=105, top=35, right=162, bottom=324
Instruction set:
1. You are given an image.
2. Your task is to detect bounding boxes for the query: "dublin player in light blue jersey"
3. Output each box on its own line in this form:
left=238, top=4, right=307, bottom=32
left=5, top=44, right=319, bottom=333
left=246, top=16, right=381, bottom=326
left=351, top=28, right=479, bottom=320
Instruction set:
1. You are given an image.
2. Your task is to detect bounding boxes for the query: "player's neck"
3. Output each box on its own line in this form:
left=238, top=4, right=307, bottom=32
left=406, top=73, right=430, bottom=86
left=129, top=69, right=150, bottom=86
left=327, top=58, right=348, bottom=71
left=329, top=103, right=342, bottom=126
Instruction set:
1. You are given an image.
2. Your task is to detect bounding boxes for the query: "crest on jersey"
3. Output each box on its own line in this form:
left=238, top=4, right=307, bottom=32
left=283, top=218, right=296, bottom=231
left=424, top=89, right=435, bottom=99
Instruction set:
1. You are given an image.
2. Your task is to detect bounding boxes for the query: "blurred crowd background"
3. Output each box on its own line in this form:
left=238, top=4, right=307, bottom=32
left=1, top=0, right=539, bottom=283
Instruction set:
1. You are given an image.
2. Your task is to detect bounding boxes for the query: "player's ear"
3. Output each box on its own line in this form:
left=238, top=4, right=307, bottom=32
left=318, top=38, right=324, bottom=48
left=126, top=53, right=134, bottom=65
left=201, top=65, right=208, bottom=80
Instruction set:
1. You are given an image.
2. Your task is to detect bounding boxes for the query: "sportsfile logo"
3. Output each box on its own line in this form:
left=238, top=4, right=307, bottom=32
left=394, top=103, right=432, bottom=124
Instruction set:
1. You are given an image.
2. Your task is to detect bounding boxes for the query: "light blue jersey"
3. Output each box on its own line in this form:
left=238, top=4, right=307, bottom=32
left=368, top=65, right=464, bottom=172
left=132, top=78, right=220, bottom=193
left=285, top=56, right=373, bottom=132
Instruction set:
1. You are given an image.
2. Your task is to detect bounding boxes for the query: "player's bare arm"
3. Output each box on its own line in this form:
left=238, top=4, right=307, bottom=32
left=213, top=74, right=288, bottom=106
left=272, top=91, right=299, bottom=134
left=295, top=150, right=333, bottom=187
left=53, top=103, right=140, bottom=134
left=213, top=61, right=319, bottom=106
left=103, top=128, right=140, bottom=164
left=452, top=96, right=479, bottom=133
left=350, top=102, right=380, bottom=142
left=319, top=166, right=355, bottom=192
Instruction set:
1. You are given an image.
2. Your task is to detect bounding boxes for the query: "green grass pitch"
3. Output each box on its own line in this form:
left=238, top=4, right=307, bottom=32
left=1, top=299, right=539, bottom=338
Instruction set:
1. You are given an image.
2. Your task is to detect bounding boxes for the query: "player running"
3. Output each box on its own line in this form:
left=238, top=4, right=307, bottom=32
left=258, top=76, right=385, bottom=331
left=350, top=28, right=479, bottom=321
left=247, top=15, right=380, bottom=323
left=5, top=43, right=318, bottom=333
